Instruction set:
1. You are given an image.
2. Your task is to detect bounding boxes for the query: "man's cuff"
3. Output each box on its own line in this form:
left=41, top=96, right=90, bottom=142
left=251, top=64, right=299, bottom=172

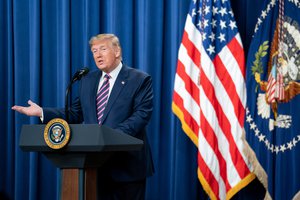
left=40, top=109, right=44, bottom=122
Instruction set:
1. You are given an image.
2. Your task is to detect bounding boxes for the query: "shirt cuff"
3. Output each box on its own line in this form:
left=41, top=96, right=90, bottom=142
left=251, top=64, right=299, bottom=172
left=40, top=109, right=44, bottom=122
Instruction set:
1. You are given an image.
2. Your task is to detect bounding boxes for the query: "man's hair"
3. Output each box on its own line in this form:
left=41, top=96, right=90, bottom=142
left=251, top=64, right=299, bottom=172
left=89, top=34, right=122, bottom=58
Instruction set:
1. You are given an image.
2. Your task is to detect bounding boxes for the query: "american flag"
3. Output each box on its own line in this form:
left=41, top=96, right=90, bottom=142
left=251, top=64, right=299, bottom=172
left=172, top=0, right=255, bottom=199
left=266, top=58, right=285, bottom=103
left=276, top=71, right=285, bottom=100
left=267, top=65, right=277, bottom=103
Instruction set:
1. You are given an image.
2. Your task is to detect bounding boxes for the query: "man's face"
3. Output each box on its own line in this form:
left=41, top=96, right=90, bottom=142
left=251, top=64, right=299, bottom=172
left=91, top=39, right=120, bottom=73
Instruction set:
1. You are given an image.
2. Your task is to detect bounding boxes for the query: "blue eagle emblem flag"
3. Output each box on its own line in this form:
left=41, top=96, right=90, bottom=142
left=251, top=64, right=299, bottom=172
left=245, top=0, right=300, bottom=199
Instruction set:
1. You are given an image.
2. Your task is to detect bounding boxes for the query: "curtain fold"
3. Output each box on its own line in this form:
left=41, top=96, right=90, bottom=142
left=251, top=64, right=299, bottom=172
left=0, top=0, right=263, bottom=199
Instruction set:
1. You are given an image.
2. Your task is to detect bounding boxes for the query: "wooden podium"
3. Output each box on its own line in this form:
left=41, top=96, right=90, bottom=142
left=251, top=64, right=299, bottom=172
left=19, top=124, right=143, bottom=200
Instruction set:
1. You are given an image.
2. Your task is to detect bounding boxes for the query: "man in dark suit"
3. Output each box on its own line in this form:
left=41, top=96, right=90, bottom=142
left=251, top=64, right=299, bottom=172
left=12, top=33, right=154, bottom=200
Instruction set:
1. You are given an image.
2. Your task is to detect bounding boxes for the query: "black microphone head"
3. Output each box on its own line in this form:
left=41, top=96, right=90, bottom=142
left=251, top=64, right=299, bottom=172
left=72, top=67, right=90, bottom=82
left=78, top=67, right=89, bottom=76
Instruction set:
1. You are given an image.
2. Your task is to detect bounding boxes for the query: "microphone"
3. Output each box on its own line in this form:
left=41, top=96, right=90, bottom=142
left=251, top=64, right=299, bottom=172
left=71, top=67, right=89, bottom=83
left=65, top=67, right=89, bottom=123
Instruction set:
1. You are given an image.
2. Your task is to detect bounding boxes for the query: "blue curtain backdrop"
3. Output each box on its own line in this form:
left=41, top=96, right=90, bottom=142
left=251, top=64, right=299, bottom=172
left=0, top=0, right=264, bottom=199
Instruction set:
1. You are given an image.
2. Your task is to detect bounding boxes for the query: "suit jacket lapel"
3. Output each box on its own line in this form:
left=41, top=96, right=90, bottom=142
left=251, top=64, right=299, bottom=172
left=101, top=65, right=128, bottom=123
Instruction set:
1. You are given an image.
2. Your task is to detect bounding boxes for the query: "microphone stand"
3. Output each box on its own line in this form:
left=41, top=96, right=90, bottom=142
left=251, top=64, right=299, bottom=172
left=65, top=81, right=73, bottom=123
left=64, top=67, right=89, bottom=123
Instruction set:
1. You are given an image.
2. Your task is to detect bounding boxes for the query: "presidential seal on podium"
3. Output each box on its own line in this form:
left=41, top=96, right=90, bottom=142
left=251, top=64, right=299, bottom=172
left=44, top=118, right=71, bottom=149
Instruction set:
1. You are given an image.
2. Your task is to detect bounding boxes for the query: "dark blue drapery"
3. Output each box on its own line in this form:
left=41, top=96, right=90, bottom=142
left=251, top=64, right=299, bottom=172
left=0, top=0, right=264, bottom=199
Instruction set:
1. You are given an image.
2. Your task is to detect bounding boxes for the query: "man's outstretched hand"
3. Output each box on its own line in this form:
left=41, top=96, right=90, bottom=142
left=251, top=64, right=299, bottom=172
left=12, top=100, right=42, bottom=117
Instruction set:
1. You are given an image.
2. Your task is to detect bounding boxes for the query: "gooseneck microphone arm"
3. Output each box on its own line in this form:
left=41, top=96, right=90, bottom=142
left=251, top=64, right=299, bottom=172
left=65, top=67, right=89, bottom=123
left=65, top=82, right=72, bottom=123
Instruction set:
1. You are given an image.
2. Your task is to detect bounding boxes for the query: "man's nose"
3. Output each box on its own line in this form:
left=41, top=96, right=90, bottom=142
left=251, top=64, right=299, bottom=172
left=95, top=51, right=102, bottom=57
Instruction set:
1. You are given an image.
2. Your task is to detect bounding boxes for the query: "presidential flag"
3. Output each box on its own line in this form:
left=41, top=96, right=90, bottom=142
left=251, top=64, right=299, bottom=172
left=172, top=0, right=258, bottom=199
left=245, top=0, right=300, bottom=199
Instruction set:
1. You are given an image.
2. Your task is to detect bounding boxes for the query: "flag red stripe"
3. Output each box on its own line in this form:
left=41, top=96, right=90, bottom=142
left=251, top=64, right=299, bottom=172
left=269, top=90, right=275, bottom=96
left=181, top=31, right=201, bottom=67
left=267, top=81, right=276, bottom=90
left=200, top=69, right=251, bottom=178
left=200, top=110, right=231, bottom=191
left=227, top=37, right=246, bottom=78
left=173, top=91, right=199, bottom=135
left=213, top=55, right=245, bottom=127
left=198, top=152, right=220, bottom=198
left=176, top=60, right=199, bottom=103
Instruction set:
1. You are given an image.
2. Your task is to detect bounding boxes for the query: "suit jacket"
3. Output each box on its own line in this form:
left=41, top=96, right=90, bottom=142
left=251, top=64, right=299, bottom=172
left=43, top=64, right=154, bottom=181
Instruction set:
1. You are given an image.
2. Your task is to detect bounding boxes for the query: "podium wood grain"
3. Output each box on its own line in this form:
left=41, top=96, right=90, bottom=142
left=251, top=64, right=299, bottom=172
left=61, top=168, right=97, bottom=200
left=85, top=168, right=97, bottom=200
left=61, top=169, right=79, bottom=200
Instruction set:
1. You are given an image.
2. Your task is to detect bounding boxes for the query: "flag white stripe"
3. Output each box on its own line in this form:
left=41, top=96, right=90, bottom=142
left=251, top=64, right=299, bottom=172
left=174, top=74, right=200, bottom=125
left=235, top=33, right=243, bottom=48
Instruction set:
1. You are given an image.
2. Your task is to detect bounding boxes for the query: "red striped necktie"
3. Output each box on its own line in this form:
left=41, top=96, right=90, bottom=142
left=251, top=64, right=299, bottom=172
left=96, top=74, right=111, bottom=124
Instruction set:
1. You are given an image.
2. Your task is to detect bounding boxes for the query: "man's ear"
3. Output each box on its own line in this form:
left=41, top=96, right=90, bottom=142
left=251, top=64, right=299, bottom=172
left=115, top=47, right=121, bottom=58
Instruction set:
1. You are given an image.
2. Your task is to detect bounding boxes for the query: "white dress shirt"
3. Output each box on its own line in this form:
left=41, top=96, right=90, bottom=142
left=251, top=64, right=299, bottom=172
left=97, top=62, right=122, bottom=99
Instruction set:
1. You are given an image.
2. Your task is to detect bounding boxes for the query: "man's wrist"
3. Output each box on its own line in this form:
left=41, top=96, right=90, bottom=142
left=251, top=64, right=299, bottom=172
left=39, top=108, right=44, bottom=122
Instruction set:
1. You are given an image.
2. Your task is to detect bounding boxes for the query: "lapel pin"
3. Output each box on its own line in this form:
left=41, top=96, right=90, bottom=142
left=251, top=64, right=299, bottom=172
left=121, top=81, right=125, bottom=85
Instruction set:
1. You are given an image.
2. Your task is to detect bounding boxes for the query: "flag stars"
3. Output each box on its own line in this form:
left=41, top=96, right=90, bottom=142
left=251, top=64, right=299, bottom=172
left=250, top=122, right=256, bottom=130
left=220, top=20, right=227, bottom=29
left=211, top=19, right=217, bottom=28
left=218, top=33, right=226, bottom=42
left=208, top=32, right=215, bottom=41
left=204, top=6, right=210, bottom=14
left=192, top=8, right=196, bottom=17
left=229, top=20, right=237, bottom=30
left=264, top=139, right=270, bottom=147
left=207, top=45, right=215, bottom=55
left=261, top=10, right=267, bottom=19
left=275, top=146, right=280, bottom=154
left=254, top=128, right=260, bottom=136
left=293, top=137, right=298, bottom=145
left=229, top=10, right=234, bottom=17
left=246, top=107, right=250, bottom=114
left=257, top=18, right=262, bottom=26
left=267, top=4, right=271, bottom=12
left=254, top=26, right=259, bottom=33
left=219, top=7, right=227, bottom=17
left=287, top=142, right=293, bottom=150
left=202, top=33, right=207, bottom=41
left=258, top=133, right=265, bottom=142
left=246, top=115, right=253, bottom=123
left=267, top=143, right=273, bottom=153
left=270, top=0, right=276, bottom=6
left=280, top=144, right=286, bottom=153
left=197, top=20, right=201, bottom=28
left=197, top=8, right=202, bottom=15
left=203, top=19, right=209, bottom=28
left=212, top=6, right=218, bottom=15
left=247, top=112, right=300, bottom=154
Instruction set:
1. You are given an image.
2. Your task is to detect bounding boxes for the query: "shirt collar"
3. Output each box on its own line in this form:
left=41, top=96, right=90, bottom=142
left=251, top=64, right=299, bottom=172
left=102, top=62, right=122, bottom=80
